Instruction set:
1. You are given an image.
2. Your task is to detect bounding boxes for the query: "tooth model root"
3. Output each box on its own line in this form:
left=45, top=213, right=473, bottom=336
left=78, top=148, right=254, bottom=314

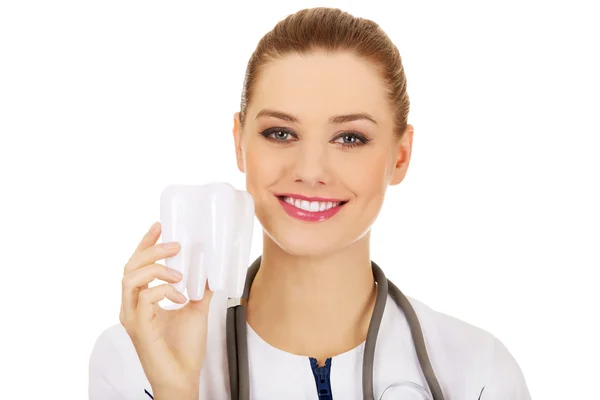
left=160, top=182, right=254, bottom=301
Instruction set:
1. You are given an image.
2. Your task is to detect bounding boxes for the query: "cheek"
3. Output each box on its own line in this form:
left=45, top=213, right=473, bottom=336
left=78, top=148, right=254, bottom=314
left=243, top=142, right=285, bottom=192
left=336, top=149, right=391, bottom=195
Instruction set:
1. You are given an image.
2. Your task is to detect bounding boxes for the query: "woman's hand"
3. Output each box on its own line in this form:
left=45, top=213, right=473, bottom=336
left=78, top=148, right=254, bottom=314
left=119, top=222, right=213, bottom=399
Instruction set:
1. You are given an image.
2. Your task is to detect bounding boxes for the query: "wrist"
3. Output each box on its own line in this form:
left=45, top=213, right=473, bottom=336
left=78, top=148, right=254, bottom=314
left=152, top=384, right=198, bottom=400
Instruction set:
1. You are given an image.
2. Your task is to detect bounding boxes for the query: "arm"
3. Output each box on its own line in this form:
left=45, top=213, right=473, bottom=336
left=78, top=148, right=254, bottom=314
left=153, top=387, right=199, bottom=400
left=480, top=337, right=531, bottom=399
left=88, top=329, right=127, bottom=400
left=88, top=327, right=201, bottom=400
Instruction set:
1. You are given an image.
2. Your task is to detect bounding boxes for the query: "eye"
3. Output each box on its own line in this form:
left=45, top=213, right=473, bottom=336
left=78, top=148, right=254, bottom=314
left=332, top=132, right=370, bottom=148
left=259, top=128, right=370, bottom=148
left=259, top=127, right=297, bottom=142
left=273, top=130, right=290, bottom=140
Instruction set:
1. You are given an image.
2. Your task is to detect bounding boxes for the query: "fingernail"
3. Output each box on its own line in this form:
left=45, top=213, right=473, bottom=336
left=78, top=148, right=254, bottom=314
left=162, top=242, right=179, bottom=249
left=169, top=268, right=183, bottom=279
left=176, top=291, right=187, bottom=302
left=149, top=222, right=160, bottom=234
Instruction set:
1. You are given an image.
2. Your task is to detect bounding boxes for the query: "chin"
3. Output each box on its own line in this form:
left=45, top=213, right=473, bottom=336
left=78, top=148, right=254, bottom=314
left=262, top=219, right=364, bottom=259
left=271, top=233, right=337, bottom=258
left=254, top=196, right=375, bottom=258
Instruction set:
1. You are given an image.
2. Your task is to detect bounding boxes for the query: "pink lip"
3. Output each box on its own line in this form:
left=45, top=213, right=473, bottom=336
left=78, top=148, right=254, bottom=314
left=277, top=196, right=346, bottom=222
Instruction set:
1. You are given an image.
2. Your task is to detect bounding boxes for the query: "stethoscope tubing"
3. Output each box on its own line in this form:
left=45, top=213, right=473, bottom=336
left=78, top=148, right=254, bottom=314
left=227, top=257, right=445, bottom=400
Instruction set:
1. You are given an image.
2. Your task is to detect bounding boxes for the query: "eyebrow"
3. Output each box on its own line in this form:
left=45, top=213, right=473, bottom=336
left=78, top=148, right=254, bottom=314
left=255, top=108, right=378, bottom=126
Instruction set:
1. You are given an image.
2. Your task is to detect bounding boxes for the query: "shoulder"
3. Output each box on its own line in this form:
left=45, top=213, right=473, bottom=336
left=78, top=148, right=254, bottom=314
left=407, top=296, right=496, bottom=355
left=402, top=296, right=531, bottom=399
left=88, top=291, right=231, bottom=399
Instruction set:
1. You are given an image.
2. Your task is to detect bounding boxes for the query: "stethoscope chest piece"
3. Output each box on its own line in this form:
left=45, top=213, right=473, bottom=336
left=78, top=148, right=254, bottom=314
left=379, top=381, right=433, bottom=400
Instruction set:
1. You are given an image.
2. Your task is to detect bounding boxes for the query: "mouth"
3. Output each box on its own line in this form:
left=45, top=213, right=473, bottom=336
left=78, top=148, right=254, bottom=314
left=277, top=195, right=348, bottom=211
left=275, top=194, right=349, bottom=222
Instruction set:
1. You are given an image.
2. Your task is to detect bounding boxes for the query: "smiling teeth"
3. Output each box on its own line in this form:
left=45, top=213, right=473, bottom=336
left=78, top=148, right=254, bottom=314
left=283, top=197, right=340, bottom=212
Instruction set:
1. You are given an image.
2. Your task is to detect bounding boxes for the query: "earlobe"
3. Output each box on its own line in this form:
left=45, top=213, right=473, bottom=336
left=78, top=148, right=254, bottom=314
left=233, top=112, right=245, bottom=173
left=390, top=124, right=414, bottom=186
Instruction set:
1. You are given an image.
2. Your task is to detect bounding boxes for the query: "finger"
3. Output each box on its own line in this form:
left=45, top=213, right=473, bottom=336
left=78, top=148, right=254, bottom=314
left=138, top=221, right=162, bottom=250
left=121, top=263, right=183, bottom=318
left=137, top=283, right=187, bottom=323
left=124, top=241, right=180, bottom=274
left=127, top=222, right=161, bottom=266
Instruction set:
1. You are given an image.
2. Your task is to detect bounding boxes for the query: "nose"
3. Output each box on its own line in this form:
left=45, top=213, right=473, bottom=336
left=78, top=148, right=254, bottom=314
left=292, top=140, right=331, bottom=187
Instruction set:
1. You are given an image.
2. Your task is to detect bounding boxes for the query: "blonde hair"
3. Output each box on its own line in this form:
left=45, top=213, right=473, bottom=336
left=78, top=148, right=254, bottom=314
left=239, top=7, right=410, bottom=138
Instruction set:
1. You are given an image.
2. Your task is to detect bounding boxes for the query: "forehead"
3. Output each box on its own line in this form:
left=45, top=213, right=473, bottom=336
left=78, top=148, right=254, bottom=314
left=249, top=51, right=391, bottom=124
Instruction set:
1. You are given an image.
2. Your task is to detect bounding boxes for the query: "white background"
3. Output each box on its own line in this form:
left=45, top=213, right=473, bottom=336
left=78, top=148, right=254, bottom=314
left=1, top=0, right=598, bottom=398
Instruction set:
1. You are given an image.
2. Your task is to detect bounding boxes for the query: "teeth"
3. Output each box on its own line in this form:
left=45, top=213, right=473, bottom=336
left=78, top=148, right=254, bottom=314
left=284, top=197, right=341, bottom=212
left=160, top=183, right=255, bottom=301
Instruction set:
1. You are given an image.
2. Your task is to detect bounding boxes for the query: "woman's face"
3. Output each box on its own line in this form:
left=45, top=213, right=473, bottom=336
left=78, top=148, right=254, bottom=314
left=233, top=50, right=413, bottom=257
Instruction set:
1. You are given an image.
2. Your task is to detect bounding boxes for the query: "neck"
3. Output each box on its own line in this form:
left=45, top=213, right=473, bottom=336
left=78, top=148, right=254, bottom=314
left=246, top=231, right=377, bottom=362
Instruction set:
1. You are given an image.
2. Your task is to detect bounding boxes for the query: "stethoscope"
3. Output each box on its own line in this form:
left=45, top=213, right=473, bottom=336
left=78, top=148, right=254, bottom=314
left=226, top=256, right=446, bottom=400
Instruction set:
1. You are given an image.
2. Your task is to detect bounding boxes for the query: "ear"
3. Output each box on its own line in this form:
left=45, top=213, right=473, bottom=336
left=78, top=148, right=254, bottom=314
left=390, top=124, right=414, bottom=186
left=233, top=112, right=245, bottom=173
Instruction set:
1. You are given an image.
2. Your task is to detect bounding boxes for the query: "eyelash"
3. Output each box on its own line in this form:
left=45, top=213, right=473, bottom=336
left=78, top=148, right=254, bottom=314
left=259, top=127, right=370, bottom=149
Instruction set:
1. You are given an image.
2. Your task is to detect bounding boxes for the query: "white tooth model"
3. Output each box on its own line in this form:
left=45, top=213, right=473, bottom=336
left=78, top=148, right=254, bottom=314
left=159, top=182, right=255, bottom=301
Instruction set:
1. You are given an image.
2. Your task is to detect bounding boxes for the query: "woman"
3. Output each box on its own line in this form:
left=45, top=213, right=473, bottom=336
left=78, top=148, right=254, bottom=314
left=89, top=7, right=531, bottom=400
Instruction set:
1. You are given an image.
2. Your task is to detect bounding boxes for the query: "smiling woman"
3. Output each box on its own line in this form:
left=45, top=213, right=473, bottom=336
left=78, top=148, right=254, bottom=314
left=89, top=7, right=531, bottom=400
left=234, top=49, right=405, bottom=258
